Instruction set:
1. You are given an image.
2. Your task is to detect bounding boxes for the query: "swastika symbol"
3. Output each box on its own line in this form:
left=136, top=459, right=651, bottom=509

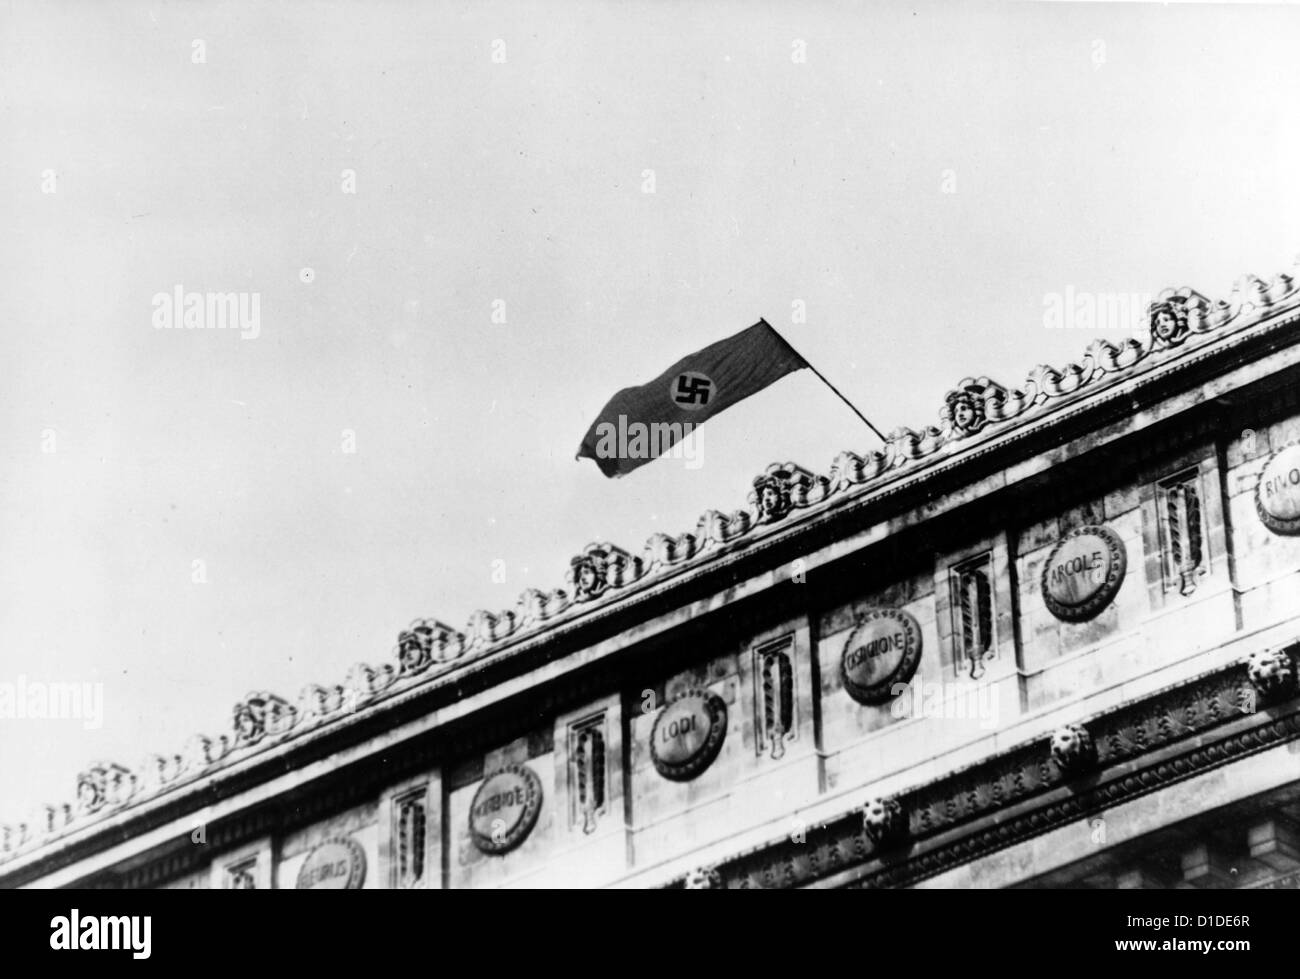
left=671, top=372, right=714, bottom=411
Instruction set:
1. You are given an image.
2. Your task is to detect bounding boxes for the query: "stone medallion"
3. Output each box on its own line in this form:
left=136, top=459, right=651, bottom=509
left=1256, top=442, right=1300, bottom=536
left=469, top=764, right=543, bottom=855
left=650, top=688, right=728, bottom=781
left=840, top=607, right=923, bottom=705
left=1041, top=524, right=1127, bottom=622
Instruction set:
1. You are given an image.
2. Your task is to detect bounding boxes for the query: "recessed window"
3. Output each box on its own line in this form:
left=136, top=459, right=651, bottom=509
left=755, top=636, right=795, bottom=759
left=950, top=554, right=994, bottom=678
left=395, top=791, right=427, bottom=888
left=225, top=858, right=257, bottom=890
left=1158, top=469, right=1207, bottom=595
left=569, top=714, right=607, bottom=834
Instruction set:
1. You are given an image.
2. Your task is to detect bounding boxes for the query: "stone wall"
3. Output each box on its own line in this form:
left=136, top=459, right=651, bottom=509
left=165, top=399, right=1300, bottom=888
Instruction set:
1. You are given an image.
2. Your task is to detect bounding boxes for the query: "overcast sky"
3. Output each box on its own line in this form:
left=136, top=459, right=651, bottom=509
left=3, top=0, right=1299, bottom=826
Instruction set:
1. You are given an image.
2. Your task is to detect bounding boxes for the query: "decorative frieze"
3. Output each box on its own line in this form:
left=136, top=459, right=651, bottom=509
left=233, top=692, right=297, bottom=746
left=10, top=260, right=1300, bottom=863
left=76, top=763, right=135, bottom=815
left=678, top=650, right=1297, bottom=890
left=397, top=619, right=464, bottom=675
left=749, top=463, right=830, bottom=524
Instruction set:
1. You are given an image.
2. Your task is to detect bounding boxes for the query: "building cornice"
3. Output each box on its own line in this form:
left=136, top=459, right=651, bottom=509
left=669, top=640, right=1300, bottom=889
left=5, top=264, right=1300, bottom=872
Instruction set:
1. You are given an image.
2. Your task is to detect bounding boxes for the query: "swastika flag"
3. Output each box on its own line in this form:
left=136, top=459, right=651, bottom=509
left=576, top=319, right=809, bottom=477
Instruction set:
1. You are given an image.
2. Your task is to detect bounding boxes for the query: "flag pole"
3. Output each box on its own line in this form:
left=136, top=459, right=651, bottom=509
left=762, top=320, right=888, bottom=443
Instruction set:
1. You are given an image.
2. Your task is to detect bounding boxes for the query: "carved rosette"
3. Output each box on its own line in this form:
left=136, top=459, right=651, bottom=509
left=1246, top=647, right=1297, bottom=706
left=1049, top=724, right=1096, bottom=776
left=861, top=796, right=907, bottom=848
left=232, top=691, right=296, bottom=746
left=684, top=866, right=722, bottom=889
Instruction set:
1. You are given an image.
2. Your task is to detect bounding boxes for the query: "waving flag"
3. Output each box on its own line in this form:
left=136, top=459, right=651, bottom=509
left=576, top=319, right=809, bottom=477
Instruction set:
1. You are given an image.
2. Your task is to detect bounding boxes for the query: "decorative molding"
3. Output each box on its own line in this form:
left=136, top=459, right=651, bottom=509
left=672, top=643, right=1298, bottom=890
left=8, top=260, right=1300, bottom=865
left=76, top=763, right=135, bottom=815
left=233, top=692, right=296, bottom=747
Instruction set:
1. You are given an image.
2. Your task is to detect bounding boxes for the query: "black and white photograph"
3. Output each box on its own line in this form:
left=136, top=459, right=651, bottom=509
left=2, top=0, right=1299, bottom=955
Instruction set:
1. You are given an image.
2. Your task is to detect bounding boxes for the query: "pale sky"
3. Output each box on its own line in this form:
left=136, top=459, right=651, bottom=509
left=3, top=0, right=1299, bottom=825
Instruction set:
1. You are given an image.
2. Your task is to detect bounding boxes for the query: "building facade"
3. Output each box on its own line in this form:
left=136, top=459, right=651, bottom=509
left=5, top=268, right=1300, bottom=889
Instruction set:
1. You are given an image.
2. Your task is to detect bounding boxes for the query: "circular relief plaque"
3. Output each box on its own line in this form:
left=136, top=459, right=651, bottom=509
left=296, top=836, right=366, bottom=889
left=650, top=688, right=727, bottom=781
left=1256, top=442, right=1300, bottom=535
left=469, top=764, right=543, bottom=855
left=1041, top=524, right=1127, bottom=622
left=840, top=607, right=923, bottom=705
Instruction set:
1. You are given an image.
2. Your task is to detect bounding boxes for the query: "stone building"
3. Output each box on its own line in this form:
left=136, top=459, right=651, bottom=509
left=4, top=267, right=1300, bottom=889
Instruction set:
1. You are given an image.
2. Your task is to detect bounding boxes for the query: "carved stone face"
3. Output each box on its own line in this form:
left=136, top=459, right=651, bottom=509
left=685, top=867, right=719, bottom=889
left=953, top=399, right=976, bottom=431
left=761, top=485, right=780, bottom=514
left=861, top=796, right=902, bottom=844
left=1050, top=724, right=1094, bottom=773
left=1052, top=727, right=1083, bottom=755
left=578, top=563, right=599, bottom=593
left=1247, top=648, right=1296, bottom=703
left=234, top=706, right=261, bottom=741
left=77, top=777, right=100, bottom=811
left=398, top=631, right=424, bottom=668
left=1151, top=303, right=1188, bottom=346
